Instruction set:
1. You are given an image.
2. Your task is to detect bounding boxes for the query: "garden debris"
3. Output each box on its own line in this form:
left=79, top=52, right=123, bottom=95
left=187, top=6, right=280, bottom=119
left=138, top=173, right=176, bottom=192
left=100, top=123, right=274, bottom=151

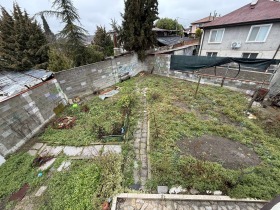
left=129, top=184, right=141, bottom=190
left=102, top=201, right=110, bottom=210
left=247, top=112, right=257, bottom=120
left=57, top=161, right=71, bottom=172
left=32, top=156, right=53, bottom=167
left=0, top=155, right=5, bottom=166
left=73, top=97, right=81, bottom=103
left=35, top=186, right=47, bottom=197
left=38, top=158, right=56, bottom=171
left=157, top=186, right=168, bottom=194
left=53, top=116, right=76, bottom=129
left=190, top=188, right=200, bottom=195
left=81, top=105, right=90, bottom=112
left=99, top=89, right=119, bottom=100
left=169, top=186, right=187, bottom=194
left=9, top=184, right=29, bottom=202
left=255, top=88, right=269, bottom=102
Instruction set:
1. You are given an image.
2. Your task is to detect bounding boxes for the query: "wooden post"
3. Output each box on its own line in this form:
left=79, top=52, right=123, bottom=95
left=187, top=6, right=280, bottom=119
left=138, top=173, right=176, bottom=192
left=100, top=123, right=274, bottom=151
left=247, top=89, right=259, bottom=111
left=194, top=76, right=202, bottom=99
left=221, top=64, right=230, bottom=87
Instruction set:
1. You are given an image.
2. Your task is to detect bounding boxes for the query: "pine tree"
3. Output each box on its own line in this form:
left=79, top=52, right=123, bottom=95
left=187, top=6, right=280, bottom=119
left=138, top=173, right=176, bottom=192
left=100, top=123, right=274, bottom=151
left=0, top=7, right=15, bottom=70
left=41, top=14, right=55, bottom=43
left=120, top=0, right=158, bottom=60
left=0, top=4, right=48, bottom=71
left=93, top=26, right=114, bottom=57
left=39, top=0, right=88, bottom=67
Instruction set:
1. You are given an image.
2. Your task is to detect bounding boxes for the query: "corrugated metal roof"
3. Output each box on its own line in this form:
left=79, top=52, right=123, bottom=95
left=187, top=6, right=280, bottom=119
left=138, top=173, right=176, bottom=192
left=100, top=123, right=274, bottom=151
left=0, top=69, right=53, bottom=102
left=157, top=37, right=191, bottom=46
left=204, top=0, right=280, bottom=28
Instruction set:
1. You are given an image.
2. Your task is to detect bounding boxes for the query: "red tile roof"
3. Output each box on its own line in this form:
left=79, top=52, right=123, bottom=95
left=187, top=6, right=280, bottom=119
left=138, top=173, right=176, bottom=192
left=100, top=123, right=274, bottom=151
left=204, top=0, right=280, bottom=28
left=191, top=16, right=218, bottom=24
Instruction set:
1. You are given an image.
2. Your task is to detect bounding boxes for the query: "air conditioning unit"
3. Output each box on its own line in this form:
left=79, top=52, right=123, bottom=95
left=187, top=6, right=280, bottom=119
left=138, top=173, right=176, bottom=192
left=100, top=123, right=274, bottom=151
left=231, top=41, right=242, bottom=49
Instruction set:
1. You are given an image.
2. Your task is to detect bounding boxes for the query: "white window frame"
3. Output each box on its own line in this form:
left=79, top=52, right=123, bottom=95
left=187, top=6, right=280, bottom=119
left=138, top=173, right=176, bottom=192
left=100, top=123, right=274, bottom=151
left=242, top=52, right=258, bottom=59
left=207, top=52, right=218, bottom=57
left=208, top=28, right=225, bottom=43
left=246, top=24, right=272, bottom=43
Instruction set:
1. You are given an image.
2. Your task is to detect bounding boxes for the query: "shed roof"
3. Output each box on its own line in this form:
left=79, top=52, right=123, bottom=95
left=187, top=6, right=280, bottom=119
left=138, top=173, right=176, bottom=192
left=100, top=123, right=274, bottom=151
left=157, top=37, right=191, bottom=46
left=204, top=0, right=280, bottom=28
left=0, top=69, right=53, bottom=102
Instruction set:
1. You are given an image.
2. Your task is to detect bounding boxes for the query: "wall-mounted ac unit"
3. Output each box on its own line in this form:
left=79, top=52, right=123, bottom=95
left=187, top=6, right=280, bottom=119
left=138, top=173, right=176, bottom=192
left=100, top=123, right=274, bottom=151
left=231, top=41, right=242, bottom=49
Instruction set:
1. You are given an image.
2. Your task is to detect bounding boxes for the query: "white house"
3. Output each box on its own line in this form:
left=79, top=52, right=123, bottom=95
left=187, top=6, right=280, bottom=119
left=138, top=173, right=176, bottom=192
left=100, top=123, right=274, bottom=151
left=199, top=0, right=280, bottom=59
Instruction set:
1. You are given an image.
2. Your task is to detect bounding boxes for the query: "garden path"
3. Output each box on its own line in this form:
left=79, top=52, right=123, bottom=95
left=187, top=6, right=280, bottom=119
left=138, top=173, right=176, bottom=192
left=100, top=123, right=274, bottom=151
left=133, top=88, right=150, bottom=190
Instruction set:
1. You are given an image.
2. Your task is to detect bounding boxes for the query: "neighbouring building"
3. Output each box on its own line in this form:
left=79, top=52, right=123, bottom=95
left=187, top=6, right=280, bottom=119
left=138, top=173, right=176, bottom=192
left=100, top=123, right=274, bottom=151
left=190, top=15, right=219, bottom=36
left=199, top=0, right=280, bottom=59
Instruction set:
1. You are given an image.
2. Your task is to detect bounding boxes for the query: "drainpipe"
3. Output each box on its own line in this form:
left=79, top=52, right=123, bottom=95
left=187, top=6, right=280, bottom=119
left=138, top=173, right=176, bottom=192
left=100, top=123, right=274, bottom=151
left=272, top=44, right=280, bottom=59
left=198, top=29, right=205, bottom=56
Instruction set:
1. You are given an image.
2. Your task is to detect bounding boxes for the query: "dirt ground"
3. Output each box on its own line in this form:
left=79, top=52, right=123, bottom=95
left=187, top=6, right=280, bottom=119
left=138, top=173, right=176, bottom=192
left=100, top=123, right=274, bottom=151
left=177, top=135, right=261, bottom=170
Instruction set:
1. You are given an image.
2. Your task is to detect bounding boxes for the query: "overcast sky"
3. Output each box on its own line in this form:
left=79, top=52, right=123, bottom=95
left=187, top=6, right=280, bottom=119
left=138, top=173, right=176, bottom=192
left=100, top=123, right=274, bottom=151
left=1, top=0, right=251, bottom=34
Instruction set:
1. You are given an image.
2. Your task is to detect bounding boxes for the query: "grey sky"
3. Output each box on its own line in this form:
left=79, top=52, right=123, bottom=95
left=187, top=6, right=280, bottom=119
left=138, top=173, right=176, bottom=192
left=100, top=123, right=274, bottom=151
left=1, top=0, right=251, bottom=34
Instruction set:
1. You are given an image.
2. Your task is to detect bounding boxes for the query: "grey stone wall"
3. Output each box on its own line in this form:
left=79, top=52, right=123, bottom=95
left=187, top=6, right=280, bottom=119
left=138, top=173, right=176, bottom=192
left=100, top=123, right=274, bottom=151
left=147, top=55, right=272, bottom=93
left=55, top=53, right=146, bottom=99
left=0, top=54, right=146, bottom=156
left=0, top=79, right=67, bottom=156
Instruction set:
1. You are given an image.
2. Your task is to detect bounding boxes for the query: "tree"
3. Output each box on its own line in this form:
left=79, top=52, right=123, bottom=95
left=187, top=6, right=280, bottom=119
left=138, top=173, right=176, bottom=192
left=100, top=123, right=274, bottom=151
left=38, top=0, right=88, bottom=67
left=120, top=0, right=158, bottom=61
left=155, top=18, right=183, bottom=31
left=41, top=14, right=55, bottom=43
left=195, top=28, right=202, bottom=39
left=0, top=4, right=48, bottom=71
left=93, top=26, right=114, bottom=57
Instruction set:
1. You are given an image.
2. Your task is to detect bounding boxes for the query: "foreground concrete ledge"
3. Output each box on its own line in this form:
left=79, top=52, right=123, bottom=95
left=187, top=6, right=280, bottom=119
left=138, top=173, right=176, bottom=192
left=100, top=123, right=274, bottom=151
left=111, top=193, right=267, bottom=210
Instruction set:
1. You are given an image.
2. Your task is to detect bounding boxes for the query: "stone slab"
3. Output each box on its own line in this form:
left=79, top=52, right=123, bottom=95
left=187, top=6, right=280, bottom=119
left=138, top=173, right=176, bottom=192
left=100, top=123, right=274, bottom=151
left=32, top=143, right=44, bottom=150
left=63, top=146, right=83, bottom=156
left=39, top=146, right=53, bottom=156
left=38, top=158, right=56, bottom=171
left=35, top=186, right=47, bottom=197
left=103, top=145, right=122, bottom=155
left=81, top=146, right=103, bottom=157
left=57, top=161, right=71, bottom=172
left=28, top=150, right=37, bottom=156
left=48, top=146, right=64, bottom=156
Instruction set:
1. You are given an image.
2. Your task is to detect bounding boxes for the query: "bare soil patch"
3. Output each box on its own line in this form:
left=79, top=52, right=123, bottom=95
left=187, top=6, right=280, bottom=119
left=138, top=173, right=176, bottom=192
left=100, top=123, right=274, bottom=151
left=177, top=135, right=261, bottom=169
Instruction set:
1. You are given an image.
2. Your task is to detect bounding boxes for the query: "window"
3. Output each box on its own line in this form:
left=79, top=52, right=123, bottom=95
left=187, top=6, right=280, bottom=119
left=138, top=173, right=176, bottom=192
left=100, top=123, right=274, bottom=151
left=207, top=52, right=218, bottom=57
left=246, top=24, right=272, bottom=42
left=208, top=29, right=225, bottom=43
left=242, top=53, right=258, bottom=59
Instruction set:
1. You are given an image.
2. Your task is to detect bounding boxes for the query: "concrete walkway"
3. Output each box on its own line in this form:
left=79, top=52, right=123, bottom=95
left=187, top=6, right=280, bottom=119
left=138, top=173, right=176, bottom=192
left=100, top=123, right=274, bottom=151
left=112, top=194, right=267, bottom=210
left=28, top=143, right=122, bottom=158
left=133, top=88, right=150, bottom=190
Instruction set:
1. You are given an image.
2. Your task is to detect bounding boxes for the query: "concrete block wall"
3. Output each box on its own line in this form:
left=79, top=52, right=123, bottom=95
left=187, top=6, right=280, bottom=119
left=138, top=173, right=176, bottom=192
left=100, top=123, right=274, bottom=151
left=0, top=79, right=67, bottom=157
left=147, top=55, right=272, bottom=93
left=56, top=53, right=146, bottom=99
